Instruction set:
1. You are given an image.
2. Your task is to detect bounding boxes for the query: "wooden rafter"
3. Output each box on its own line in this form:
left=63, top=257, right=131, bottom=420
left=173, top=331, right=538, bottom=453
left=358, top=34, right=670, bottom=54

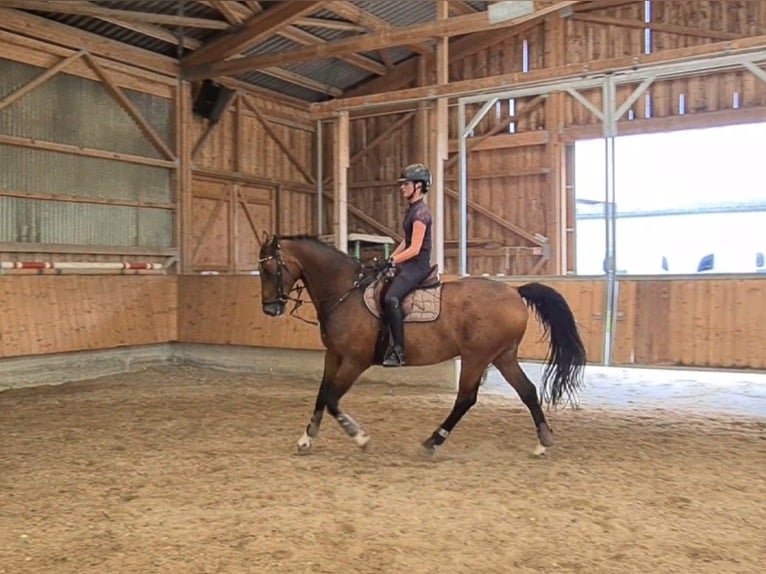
left=278, top=26, right=386, bottom=76
left=344, top=18, right=543, bottom=98
left=201, top=0, right=386, bottom=76
left=182, top=1, right=323, bottom=68
left=186, top=1, right=579, bottom=80
left=323, top=1, right=432, bottom=55
left=0, top=0, right=229, bottom=29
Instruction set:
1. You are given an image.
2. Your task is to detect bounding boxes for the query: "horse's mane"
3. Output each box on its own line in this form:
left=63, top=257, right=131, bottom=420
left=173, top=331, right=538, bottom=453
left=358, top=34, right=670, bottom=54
left=275, top=234, right=361, bottom=267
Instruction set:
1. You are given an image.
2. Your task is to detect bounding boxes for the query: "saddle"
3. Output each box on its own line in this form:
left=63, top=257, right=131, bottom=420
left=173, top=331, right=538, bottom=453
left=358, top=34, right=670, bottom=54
left=362, top=264, right=443, bottom=323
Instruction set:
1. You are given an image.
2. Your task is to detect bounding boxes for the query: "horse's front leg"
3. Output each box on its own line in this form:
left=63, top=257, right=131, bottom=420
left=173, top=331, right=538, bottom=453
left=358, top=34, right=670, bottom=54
left=297, top=351, right=340, bottom=454
left=323, top=360, right=370, bottom=449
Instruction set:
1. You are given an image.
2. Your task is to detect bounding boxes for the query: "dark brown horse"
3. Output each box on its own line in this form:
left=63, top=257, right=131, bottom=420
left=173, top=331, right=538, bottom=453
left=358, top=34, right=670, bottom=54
left=258, top=234, right=586, bottom=456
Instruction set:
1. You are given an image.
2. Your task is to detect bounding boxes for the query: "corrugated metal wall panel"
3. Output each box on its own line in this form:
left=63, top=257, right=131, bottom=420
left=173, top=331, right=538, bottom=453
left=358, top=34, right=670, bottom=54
left=0, top=57, right=174, bottom=249
left=0, top=58, right=171, bottom=159
left=0, top=197, right=171, bottom=248
left=0, top=145, right=171, bottom=204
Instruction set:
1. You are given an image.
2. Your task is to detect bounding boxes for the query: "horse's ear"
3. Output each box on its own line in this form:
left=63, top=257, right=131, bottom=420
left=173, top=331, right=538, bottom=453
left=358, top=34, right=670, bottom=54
left=257, top=230, right=269, bottom=247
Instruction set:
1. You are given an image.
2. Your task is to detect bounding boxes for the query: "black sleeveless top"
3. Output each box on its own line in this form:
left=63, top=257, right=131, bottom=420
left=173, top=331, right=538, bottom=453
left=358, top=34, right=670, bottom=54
left=402, top=198, right=433, bottom=271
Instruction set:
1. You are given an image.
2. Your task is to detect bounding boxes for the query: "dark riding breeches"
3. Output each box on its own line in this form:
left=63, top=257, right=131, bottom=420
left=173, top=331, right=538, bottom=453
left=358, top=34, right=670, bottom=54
left=384, top=264, right=432, bottom=308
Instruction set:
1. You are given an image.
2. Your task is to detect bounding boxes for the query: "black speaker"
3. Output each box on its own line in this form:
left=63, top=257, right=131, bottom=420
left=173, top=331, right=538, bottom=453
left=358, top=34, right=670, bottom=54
left=192, top=79, right=234, bottom=123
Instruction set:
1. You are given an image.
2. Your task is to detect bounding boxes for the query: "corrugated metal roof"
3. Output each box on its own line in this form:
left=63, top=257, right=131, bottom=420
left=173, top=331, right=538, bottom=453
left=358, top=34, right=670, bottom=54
left=10, top=0, right=491, bottom=102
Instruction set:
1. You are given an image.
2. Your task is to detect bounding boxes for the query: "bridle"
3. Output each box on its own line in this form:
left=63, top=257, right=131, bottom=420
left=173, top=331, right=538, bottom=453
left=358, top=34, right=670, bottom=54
left=258, top=238, right=391, bottom=327
left=258, top=240, right=312, bottom=322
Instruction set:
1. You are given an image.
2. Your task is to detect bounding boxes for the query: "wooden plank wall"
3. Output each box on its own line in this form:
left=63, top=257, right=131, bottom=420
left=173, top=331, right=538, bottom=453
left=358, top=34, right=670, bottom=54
left=174, top=274, right=766, bottom=371
left=0, top=276, right=177, bottom=358
left=0, top=32, right=181, bottom=359
left=189, top=92, right=316, bottom=272
left=339, top=1, right=766, bottom=277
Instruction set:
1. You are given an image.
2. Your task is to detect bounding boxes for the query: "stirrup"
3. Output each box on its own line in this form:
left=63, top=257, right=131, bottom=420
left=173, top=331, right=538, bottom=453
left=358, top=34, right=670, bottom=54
left=382, top=345, right=405, bottom=367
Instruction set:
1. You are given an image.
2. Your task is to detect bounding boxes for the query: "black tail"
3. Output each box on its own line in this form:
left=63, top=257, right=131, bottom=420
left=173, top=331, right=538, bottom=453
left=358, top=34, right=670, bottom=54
left=517, top=282, right=587, bottom=408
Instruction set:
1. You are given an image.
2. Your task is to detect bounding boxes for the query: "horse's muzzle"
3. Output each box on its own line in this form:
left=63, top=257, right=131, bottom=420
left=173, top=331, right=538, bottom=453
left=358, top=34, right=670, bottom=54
left=262, top=302, right=285, bottom=317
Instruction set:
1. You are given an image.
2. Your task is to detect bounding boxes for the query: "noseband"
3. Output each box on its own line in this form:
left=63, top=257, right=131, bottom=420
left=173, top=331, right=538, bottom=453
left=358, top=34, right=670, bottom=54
left=258, top=241, right=312, bottom=322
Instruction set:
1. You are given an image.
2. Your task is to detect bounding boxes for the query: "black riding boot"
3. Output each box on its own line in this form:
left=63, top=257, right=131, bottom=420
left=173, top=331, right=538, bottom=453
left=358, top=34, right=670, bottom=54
left=382, top=299, right=405, bottom=367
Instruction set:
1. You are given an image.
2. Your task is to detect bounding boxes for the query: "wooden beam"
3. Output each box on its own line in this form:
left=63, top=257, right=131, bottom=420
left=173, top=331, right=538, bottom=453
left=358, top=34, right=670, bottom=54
left=444, top=94, right=547, bottom=169
left=278, top=26, right=386, bottom=76
left=0, top=188, right=174, bottom=210
left=315, top=33, right=766, bottom=113
left=191, top=196, right=225, bottom=265
left=562, top=105, right=766, bottom=141
left=0, top=133, right=176, bottom=169
left=82, top=53, right=176, bottom=161
left=431, top=0, right=449, bottom=272
left=0, top=50, right=84, bottom=113
left=95, top=15, right=202, bottom=50
left=444, top=186, right=546, bottom=246
left=336, top=112, right=416, bottom=184
left=333, top=111, right=350, bottom=253
left=261, top=66, right=342, bottom=97
left=448, top=131, right=549, bottom=153
left=186, top=1, right=579, bottom=79
left=209, top=0, right=244, bottom=25
left=340, top=18, right=544, bottom=99
left=0, top=8, right=177, bottom=76
left=572, top=14, right=743, bottom=41
left=293, top=16, right=366, bottom=33
left=240, top=95, right=316, bottom=185
left=199, top=0, right=386, bottom=75
left=324, top=1, right=431, bottom=55
left=449, top=1, right=480, bottom=16
left=176, top=80, right=193, bottom=273
left=182, top=1, right=322, bottom=69
left=0, top=0, right=229, bottom=29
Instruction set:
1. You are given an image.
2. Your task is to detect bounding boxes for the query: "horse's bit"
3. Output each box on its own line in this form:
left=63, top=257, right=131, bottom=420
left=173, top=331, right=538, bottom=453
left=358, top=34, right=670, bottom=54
left=258, top=241, right=392, bottom=326
left=258, top=243, right=312, bottom=322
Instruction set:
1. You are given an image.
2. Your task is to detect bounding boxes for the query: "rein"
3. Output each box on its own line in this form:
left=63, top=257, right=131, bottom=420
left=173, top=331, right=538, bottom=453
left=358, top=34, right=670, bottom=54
left=259, top=241, right=389, bottom=327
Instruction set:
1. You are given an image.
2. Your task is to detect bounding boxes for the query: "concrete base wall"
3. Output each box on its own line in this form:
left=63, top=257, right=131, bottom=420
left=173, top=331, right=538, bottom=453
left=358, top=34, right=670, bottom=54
left=0, top=343, right=459, bottom=392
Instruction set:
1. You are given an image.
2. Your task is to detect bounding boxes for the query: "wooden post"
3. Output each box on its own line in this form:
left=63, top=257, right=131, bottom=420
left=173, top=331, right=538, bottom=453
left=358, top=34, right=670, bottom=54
left=429, top=0, right=449, bottom=272
left=544, top=11, right=568, bottom=275
left=414, top=56, right=430, bottom=163
left=176, top=79, right=193, bottom=273
left=333, top=110, right=350, bottom=253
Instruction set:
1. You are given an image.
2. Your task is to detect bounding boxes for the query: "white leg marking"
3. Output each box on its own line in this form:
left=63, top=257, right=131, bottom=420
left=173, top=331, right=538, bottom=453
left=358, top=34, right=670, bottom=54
left=533, top=441, right=547, bottom=457
left=354, top=429, right=371, bottom=449
left=297, top=430, right=313, bottom=454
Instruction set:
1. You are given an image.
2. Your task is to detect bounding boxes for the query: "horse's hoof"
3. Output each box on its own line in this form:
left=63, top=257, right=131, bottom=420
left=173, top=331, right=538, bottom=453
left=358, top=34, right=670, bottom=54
left=354, top=431, right=371, bottom=449
left=421, top=439, right=436, bottom=457
left=296, top=432, right=313, bottom=455
left=533, top=442, right=547, bottom=457
left=538, top=424, right=555, bottom=447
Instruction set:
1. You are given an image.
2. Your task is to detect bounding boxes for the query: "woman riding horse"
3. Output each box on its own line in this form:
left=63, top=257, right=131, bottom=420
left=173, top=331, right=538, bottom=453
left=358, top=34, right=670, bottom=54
left=382, top=163, right=435, bottom=367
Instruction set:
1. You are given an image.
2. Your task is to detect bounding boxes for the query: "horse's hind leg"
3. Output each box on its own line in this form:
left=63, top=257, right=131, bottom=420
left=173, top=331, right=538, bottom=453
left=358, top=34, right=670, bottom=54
left=493, top=349, right=554, bottom=456
left=297, top=351, right=340, bottom=454
left=422, top=358, right=487, bottom=456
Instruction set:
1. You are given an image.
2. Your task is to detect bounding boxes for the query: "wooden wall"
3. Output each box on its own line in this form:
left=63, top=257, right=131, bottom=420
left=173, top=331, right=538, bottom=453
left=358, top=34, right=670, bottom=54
left=188, top=92, right=316, bottom=273
left=0, top=276, right=177, bottom=358
left=175, top=274, right=766, bottom=371
left=336, top=1, right=766, bottom=277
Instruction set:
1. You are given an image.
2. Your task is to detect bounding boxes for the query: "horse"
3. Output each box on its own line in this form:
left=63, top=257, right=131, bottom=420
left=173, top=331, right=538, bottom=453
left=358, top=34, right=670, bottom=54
left=257, top=233, right=586, bottom=457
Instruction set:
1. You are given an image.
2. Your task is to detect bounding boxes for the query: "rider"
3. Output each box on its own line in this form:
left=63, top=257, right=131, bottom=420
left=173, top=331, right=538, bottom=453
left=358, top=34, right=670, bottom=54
left=381, top=163, right=434, bottom=367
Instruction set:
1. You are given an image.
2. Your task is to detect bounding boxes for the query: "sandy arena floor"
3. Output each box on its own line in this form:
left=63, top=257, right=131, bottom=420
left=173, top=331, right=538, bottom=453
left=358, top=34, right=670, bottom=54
left=1, top=365, right=765, bottom=574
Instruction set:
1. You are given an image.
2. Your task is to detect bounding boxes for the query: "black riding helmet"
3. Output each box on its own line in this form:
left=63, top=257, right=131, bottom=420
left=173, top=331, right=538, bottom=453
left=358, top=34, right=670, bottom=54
left=397, top=163, right=432, bottom=193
